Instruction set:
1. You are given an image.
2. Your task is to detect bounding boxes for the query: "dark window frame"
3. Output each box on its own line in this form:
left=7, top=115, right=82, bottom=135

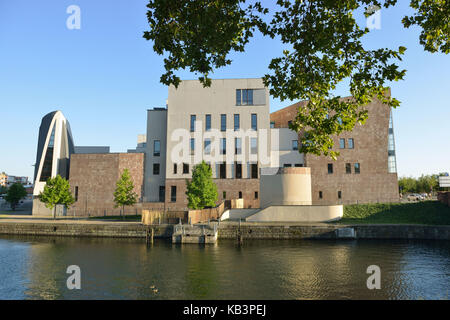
left=328, top=163, right=333, bottom=174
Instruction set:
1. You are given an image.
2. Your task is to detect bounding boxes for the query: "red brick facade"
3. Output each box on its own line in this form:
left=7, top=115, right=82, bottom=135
left=270, top=97, right=399, bottom=205
left=68, top=153, right=144, bottom=216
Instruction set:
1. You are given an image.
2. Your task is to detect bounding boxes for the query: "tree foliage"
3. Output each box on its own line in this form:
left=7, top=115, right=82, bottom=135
left=144, top=0, right=449, bottom=158
left=0, top=185, right=8, bottom=195
left=113, top=169, right=138, bottom=211
left=186, top=161, right=218, bottom=209
left=38, top=175, right=75, bottom=216
left=398, top=174, right=443, bottom=193
left=5, top=183, right=27, bottom=211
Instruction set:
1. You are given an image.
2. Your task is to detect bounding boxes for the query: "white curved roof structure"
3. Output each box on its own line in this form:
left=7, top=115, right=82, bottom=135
left=33, top=111, right=74, bottom=196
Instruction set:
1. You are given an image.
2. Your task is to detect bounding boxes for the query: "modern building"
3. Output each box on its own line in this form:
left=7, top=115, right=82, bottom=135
left=33, top=78, right=399, bottom=216
left=0, top=173, right=29, bottom=187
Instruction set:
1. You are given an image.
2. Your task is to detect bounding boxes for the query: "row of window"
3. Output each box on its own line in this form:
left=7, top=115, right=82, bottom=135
left=339, top=138, right=355, bottom=149
left=190, top=114, right=258, bottom=132
left=166, top=162, right=259, bottom=179
left=327, top=163, right=361, bottom=174
left=189, top=137, right=259, bottom=155
left=168, top=186, right=259, bottom=203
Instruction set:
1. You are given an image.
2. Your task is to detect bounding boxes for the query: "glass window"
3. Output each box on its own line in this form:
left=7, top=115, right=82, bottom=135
left=319, top=191, right=323, bottom=199
left=220, top=138, right=226, bottom=155
left=251, top=163, right=258, bottom=179
left=153, top=140, right=160, bottom=156
left=236, top=89, right=241, bottom=106
left=235, top=138, right=241, bottom=155
left=288, top=120, right=292, bottom=127
left=247, top=89, right=253, bottom=105
left=292, top=140, right=299, bottom=151
left=254, top=191, right=258, bottom=199
left=348, top=138, right=354, bottom=149
left=238, top=191, right=242, bottom=198
left=153, top=163, right=160, bottom=175
left=221, top=114, right=226, bottom=131
left=346, top=163, right=351, bottom=174
left=190, top=115, right=196, bottom=132
left=170, top=186, right=176, bottom=202
left=204, top=139, right=211, bottom=155
left=190, top=138, right=195, bottom=155
left=158, top=186, right=165, bottom=202
left=234, top=114, right=240, bottom=131
left=388, top=156, right=397, bottom=173
left=270, top=121, right=275, bottom=128
left=337, top=117, right=343, bottom=125
left=223, top=191, right=226, bottom=199
left=251, top=114, right=257, bottom=130
left=205, top=114, right=211, bottom=131
left=74, top=186, right=78, bottom=202
left=339, top=138, right=345, bottom=149
left=183, top=163, right=189, bottom=174
left=235, top=162, right=242, bottom=179
left=338, top=191, right=342, bottom=199
left=251, top=138, right=258, bottom=154
left=219, top=163, right=226, bottom=179
left=354, top=163, right=360, bottom=174
left=328, top=163, right=333, bottom=174
left=173, top=163, right=177, bottom=174
left=283, top=164, right=292, bottom=167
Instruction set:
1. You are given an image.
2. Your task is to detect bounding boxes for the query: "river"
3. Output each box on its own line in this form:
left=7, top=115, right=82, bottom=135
left=0, top=236, right=448, bottom=300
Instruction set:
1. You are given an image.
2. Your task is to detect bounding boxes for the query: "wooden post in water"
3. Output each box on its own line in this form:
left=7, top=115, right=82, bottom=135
left=236, top=219, right=243, bottom=246
left=146, top=227, right=154, bottom=245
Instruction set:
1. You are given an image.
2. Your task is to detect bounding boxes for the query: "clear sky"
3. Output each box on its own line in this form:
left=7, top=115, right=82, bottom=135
left=0, top=0, right=449, bottom=181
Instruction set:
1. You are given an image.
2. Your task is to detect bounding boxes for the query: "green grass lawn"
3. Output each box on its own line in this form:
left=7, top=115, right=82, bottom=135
left=338, top=201, right=450, bottom=225
left=88, top=215, right=142, bottom=221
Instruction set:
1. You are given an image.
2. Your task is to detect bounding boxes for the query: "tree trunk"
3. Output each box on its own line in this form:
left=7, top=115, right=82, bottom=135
left=122, top=205, right=125, bottom=220
left=53, top=206, right=56, bottom=219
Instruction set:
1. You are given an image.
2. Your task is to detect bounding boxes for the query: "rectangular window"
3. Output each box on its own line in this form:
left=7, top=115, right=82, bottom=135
left=250, top=138, right=258, bottom=154
left=236, top=89, right=241, bottom=106
left=283, top=163, right=292, bottom=168
left=173, top=163, right=177, bottom=174
left=234, top=114, right=240, bottom=131
left=204, top=139, right=211, bottom=155
left=319, top=191, right=323, bottom=199
left=348, top=138, right=354, bottom=149
left=205, top=114, right=211, bottom=131
left=354, top=163, right=360, bottom=174
left=220, top=138, right=226, bottom=155
left=183, top=163, right=189, bottom=174
left=251, top=113, right=257, bottom=130
left=255, top=191, right=258, bottom=199
left=338, top=191, right=342, bottom=199
left=328, top=163, right=333, bottom=174
left=235, top=162, right=242, bottom=179
left=235, top=138, right=242, bottom=155
left=238, top=191, right=243, bottom=198
left=221, top=114, right=226, bottom=131
left=223, top=191, right=226, bottom=199
left=339, top=138, right=346, bottom=149
left=346, top=163, right=351, bottom=174
left=287, top=120, right=292, bottom=127
left=294, top=164, right=303, bottom=167
left=251, top=163, right=258, bottom=179
left=270, top=121, right=275, bottom=128
left=74, top=186, right=78, bottom=202
left=153, top=140, right=161, bottom=156
left=159, top=186, right=165, bottom=202
left=219, top=163, right=226, bottom=179
left=190, top=115, right=196, bottom=132
left=190, top=138, right=195, bottom=155
left=170, top=186, right=176, bottom=202
left=292, top=140, right=299, bottom=151
left=153, top=163, right=160, bottom=175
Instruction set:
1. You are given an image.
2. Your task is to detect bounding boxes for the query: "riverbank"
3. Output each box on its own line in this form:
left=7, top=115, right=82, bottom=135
left=0, top=219, right=449, bottom=240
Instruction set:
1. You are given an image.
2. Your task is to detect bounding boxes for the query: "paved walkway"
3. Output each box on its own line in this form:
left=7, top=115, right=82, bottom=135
left=0, top=215, right=141, bottom=225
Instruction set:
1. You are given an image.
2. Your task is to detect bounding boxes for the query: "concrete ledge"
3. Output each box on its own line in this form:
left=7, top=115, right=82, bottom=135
left=246, top=205, right=343, bottom=223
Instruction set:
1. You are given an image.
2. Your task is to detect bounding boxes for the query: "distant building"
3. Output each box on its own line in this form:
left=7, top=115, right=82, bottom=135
left=0, top=172, right=30, bottom=187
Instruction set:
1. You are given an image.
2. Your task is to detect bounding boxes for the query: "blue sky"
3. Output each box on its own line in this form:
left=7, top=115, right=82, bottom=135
left=0, top=0, right=449, bottom=180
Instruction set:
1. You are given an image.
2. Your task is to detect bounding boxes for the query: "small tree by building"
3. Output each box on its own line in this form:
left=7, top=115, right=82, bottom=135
left=113, top=169, right=138, bottom=218
left=5, top=183, right=27, bottom=211
left=38, top=175, right=75, bottom=218
left=186, top=161, right=218, bottom=209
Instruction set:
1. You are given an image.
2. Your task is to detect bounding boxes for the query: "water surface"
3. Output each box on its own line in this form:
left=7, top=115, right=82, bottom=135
left=0, top=236, right=448, bottom=300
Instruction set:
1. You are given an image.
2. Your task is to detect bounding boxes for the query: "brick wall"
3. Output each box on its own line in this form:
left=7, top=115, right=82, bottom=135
left=270, top=96, right=399, bottom=205
left=164, top=178, right=260, bottom=211
left=68, top=153, right=144, bottom=216
left=438, top=192, right=450, bottom=207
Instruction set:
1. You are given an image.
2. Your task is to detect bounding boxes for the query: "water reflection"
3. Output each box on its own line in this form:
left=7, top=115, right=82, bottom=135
left=0, top=236, right=448, bottom=300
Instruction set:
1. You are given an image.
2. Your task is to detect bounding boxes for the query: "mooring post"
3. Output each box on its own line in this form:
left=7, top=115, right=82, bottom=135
left=237, top=219, right=243, bottom=246
left=146, top=227, right=154, bottom=245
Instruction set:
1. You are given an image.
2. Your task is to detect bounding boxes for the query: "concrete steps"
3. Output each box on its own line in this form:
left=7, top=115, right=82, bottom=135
left=172, top=223, right=218, bottom=243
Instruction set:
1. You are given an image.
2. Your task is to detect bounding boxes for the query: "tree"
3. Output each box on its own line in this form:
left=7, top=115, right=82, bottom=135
left=144, top=0, right=449, bottom=158
left=38, top=175, right=75, bottom=218
left=185, top=161, right=218, bottom=209
left=0, top=185, right=8, bottom=195
left=113, top=169, right=138, bottom=217
left=5, top=183, right=27, bottom=211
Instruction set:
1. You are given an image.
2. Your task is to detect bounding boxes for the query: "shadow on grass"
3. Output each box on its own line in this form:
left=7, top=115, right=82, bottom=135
left=337, top=201, right=450, bottom=225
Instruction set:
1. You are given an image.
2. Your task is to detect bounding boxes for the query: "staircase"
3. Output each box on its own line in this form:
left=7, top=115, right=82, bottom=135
left=172, top=223, right=218, bottom=244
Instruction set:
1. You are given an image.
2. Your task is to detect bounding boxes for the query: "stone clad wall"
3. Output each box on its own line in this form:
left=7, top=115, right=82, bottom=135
left=437, top=192, right=450, bottom=207
left=270, top=95, right=399, bottom=205
left=68, top=153, right=144, bottom=216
